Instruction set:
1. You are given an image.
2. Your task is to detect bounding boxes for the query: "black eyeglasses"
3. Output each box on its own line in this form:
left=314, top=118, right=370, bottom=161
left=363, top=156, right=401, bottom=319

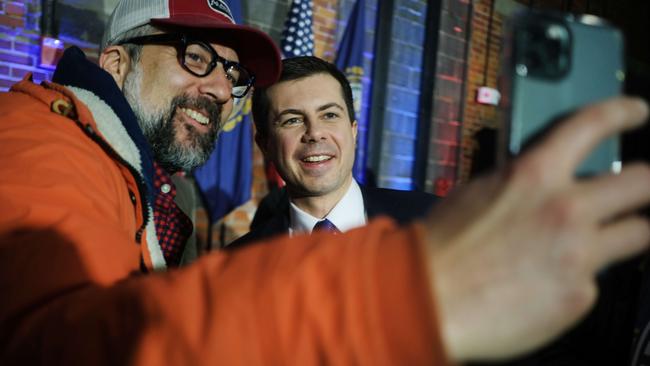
left=118, top=33, right=254, bottom=98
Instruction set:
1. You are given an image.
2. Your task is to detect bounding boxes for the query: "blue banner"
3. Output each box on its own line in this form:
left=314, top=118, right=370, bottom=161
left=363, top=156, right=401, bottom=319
left=335, top=0, right=366, bottom=183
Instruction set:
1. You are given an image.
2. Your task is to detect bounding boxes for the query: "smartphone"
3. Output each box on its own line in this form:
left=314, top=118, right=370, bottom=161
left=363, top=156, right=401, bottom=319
left=499, top=9, right=625, bottom=176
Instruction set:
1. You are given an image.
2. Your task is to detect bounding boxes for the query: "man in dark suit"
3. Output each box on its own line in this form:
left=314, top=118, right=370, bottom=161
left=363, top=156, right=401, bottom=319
left=230, top=56, right=438, bottom=246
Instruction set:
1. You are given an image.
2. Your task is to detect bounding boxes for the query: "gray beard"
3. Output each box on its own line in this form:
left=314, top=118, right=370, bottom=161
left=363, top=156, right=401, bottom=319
left=123, top=66, right=222, bottom=173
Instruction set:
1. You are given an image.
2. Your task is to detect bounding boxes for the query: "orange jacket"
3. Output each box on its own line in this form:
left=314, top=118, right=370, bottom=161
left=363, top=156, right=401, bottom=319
left=0, top=78, right=450, bottom=365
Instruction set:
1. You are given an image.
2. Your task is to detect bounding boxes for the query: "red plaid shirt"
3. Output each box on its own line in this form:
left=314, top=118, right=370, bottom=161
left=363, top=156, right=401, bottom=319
left=152, top=163, right=193, bottom=267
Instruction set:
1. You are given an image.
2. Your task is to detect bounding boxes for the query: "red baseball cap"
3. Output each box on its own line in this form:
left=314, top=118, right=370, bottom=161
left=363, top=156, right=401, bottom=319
left=102, top=0, right=281, bottom=87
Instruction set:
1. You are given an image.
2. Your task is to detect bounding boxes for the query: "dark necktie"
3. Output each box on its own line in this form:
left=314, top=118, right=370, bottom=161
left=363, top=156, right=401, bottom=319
left=312, top=219, right=340, bottom=234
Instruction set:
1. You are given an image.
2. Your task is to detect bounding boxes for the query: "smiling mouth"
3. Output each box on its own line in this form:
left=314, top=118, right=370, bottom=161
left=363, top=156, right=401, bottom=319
left=180, top=107, right=210, bottom=125
left=302, top=155, right=333, bottom=163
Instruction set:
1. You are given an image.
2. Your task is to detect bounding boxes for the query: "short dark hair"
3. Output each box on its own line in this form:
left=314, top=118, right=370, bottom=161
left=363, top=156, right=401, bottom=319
left=252, top=56, right=356, bottom=140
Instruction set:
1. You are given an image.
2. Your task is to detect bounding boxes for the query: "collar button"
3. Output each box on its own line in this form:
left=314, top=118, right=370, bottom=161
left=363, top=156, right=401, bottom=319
left=161, top=184, right=171, bottom=194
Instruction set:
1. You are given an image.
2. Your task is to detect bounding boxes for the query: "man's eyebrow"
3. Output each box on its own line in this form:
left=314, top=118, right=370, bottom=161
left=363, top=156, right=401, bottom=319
left=275, top=108, right=304, bottom=118
left=273, top=103, right=345, bottom=120
left=317, top=103, right=345, bottom=112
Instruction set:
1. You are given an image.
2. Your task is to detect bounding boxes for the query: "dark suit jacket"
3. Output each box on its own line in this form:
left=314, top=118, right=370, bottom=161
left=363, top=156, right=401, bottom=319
left=229, top=186, right=439, bottom=248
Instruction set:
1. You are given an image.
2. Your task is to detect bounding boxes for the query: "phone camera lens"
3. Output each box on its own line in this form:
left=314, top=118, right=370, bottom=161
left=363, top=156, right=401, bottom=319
left=516, top=20, right=570, bottom=80
left=516, top=64, right=528, bottom=76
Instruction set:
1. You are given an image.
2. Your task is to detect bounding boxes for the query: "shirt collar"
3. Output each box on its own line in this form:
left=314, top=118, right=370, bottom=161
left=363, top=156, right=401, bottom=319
left=153, top=162, right=177, bottom=198
left=289, top=179, right=366, bottom=235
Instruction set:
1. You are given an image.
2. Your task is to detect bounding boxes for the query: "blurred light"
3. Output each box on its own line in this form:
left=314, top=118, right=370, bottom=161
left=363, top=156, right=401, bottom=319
left=579, top=14, right=603, bottom=26
left=476, top=86, right=501, bottom=105
left=39, top=36, right=64, bottom=70
left=516, top=64, right=528, bottom=77
left=546, top=24, right=568, bottom=40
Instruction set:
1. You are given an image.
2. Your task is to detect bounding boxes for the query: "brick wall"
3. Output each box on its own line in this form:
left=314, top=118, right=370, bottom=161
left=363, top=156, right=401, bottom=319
left=422, top=0, right=471, bottom=194
left=0, top=1, right=108, bottom=92
left=376, top=0, right=428, bottom=190
left=0, top=0, right=51, bottom=90
left=313, top=0, right=338, bottom=61
left=456, top=0, right=501, bottom=182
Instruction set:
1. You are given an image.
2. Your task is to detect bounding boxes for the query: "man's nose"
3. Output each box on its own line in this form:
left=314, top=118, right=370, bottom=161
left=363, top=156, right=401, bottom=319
left=198, top=64, right=232, bottom=104
left=302, top=120, right=327, bottom=142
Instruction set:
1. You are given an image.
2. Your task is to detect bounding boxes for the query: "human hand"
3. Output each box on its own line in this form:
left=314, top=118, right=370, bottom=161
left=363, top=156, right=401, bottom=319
left=426, top=97, right=650, bottom=362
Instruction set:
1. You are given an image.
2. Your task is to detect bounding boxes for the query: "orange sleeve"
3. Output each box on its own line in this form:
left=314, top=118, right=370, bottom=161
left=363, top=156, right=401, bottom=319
left=2, top=220, right=452, bottom=365
left=152, top=218, right=451, bottom=366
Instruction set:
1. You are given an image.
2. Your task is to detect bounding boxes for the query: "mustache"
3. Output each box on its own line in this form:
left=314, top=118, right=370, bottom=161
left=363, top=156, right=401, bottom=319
left=171, top=94, right=223, bottom=131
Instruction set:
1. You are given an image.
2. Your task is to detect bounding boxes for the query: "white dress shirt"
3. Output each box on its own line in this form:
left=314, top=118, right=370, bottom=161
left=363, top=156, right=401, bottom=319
left=288, top=179, right=366, bottom=236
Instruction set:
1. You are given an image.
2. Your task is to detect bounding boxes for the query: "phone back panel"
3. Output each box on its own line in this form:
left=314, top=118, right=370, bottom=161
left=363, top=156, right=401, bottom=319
left=504, top=11, right=624, bottom=176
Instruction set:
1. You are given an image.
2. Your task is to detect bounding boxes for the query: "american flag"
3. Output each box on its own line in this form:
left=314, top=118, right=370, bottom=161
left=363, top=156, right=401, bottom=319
left=281, top=0, right=314, bottom=57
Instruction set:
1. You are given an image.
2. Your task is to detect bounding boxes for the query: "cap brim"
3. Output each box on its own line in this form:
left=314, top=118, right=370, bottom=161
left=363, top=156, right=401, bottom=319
left=151, top=16, right=281, bottom=88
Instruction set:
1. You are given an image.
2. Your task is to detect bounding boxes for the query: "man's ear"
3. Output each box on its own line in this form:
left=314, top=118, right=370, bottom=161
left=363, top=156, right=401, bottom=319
left=352, top=120, right=358, bottom=144
left=99, top=45, right=132, bottom=90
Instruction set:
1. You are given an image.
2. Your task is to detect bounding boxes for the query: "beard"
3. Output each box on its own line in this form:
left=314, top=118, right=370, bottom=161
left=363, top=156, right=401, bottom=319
left=123, top=64, right=223, bottom=173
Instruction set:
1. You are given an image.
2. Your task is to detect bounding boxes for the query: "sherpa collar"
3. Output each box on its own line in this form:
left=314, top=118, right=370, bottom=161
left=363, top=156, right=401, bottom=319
left=52, top=46, right=155, bottom=203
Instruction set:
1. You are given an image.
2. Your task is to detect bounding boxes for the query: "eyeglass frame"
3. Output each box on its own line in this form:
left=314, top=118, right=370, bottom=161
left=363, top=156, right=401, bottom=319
left=117, top=33, right=255, bottom=98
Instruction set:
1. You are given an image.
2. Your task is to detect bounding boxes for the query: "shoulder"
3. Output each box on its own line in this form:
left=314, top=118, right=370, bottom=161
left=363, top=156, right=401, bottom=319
left=228, top=212, right=290, bottom=249
left=1, top=80, right=92, bottom=143
left=361, top=186, right=439, bottom=224
left=0, top=80, right=130, bottom=205
left=1, top=84, right=93, bottom=163
left=1, top=81, right=63, bottom=123
left=362, top=186, right=439, bottom=204
left=250, top=187, right=290, bottom=231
